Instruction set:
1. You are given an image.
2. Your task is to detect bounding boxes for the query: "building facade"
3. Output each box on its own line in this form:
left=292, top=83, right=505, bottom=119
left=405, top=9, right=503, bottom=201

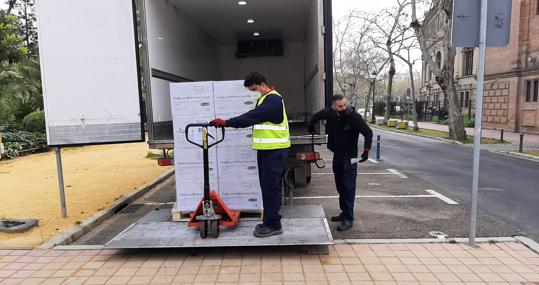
left=419, top=0, right=539, bottom=134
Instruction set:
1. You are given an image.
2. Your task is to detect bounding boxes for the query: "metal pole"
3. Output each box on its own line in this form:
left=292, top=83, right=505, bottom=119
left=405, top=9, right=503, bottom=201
left=519, top=133, right=524, bottom=153
left=371, top=79, right=376, bottom=123
left=376, top=135, right=381, bottom=161
left=500, top=129, right=504, bottom=142
left=469, top=0, right=489, bottom=247
left=55, top=147, right=67, bottom=217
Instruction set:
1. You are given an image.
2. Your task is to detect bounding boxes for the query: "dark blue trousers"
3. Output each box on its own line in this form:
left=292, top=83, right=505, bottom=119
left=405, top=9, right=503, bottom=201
left=332, top=153, right=358, bottom=221
left=257, top=148, right=289, bottom=229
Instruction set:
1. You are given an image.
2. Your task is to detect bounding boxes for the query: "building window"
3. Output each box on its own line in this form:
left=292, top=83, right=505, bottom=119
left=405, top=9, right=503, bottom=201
left=526, top=81, right=531, bottom=102
left=464, top=48, right=474, bottom=76
left=535, top=80, right=539, bottom=102
left=436, top=52, right=442, bottom=69
left=460, top=92, right=464, bottom=107
left=526, top=80, right=539, bottom=102
left=465, top=91, right=470, bottom=107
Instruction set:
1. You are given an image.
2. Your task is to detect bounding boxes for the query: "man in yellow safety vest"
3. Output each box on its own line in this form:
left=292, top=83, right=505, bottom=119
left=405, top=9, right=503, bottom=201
left=210, top=72, right=290, bottom=238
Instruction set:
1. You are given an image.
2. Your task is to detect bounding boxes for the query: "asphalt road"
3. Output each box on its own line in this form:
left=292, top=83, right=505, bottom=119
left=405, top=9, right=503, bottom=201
left=374, top=128, right=539, bottom=242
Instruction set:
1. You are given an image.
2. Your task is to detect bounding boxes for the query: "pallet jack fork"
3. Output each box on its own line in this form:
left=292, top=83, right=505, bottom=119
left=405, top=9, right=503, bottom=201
left=184, top=123, right=240, bottom=238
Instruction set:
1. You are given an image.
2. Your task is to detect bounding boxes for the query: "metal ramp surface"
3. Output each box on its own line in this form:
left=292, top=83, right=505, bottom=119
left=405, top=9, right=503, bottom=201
left=105, top=205, right=333, bottom=249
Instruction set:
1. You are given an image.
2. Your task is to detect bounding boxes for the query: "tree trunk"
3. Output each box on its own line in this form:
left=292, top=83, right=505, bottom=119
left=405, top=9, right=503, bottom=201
left=364, top=83, right=372, bottom=119
left=7, top=0, right=17, bottom=15
left=408, top=62, right=419, bottom=130
left=384, top=57, right=396, bottom=121
left=410, top=0, right=466, bottom=141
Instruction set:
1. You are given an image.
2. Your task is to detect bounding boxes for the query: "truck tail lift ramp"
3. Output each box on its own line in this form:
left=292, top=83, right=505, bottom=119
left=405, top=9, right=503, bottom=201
left=184, top=123, right=240, bottom=238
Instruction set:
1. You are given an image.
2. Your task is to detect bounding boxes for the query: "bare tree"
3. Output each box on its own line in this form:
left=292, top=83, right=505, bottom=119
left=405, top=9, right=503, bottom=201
left=410, top=0, right=466, bottom=140
left=366, top=0, right=411, bottom=122
left=393, top=16, right=421, bottom=130
left=6, top=0, right=17, bottom=14
left=333, top=11, right=388, bottom=115
left=333, top=11, right=372, bottom=103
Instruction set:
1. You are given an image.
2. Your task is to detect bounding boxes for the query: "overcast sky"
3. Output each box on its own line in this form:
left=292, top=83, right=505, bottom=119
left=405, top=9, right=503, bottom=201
left=333, top=0, right=399, bottom=17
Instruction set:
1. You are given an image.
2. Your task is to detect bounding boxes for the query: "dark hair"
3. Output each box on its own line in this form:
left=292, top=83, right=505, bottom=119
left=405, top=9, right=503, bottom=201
left=332, top=94, right=346, bottom=102
left=244, top=72, right=267, bottom=87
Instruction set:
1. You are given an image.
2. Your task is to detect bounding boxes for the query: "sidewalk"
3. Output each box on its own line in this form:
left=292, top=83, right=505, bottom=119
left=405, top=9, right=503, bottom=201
left=1, top=242, right=538, bottom=284
left=417, top=122, right=539, bottom=146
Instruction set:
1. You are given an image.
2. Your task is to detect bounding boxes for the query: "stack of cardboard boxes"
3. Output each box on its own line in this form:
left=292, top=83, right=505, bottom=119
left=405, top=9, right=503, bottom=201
left=170, top=80, right=262, bottom=214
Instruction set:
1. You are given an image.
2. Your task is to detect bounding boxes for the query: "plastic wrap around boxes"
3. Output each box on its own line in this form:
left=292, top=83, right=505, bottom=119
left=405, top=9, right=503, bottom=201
left=171, top=81, right=261, bottom=213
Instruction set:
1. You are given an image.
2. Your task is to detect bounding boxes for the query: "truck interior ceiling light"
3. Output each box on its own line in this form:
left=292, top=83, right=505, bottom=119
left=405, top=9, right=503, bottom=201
left=238, top=1, right=247, bottom=5
left=253, top=32, right=260, bottom=36
left=247, top=19, right=255, bottom=23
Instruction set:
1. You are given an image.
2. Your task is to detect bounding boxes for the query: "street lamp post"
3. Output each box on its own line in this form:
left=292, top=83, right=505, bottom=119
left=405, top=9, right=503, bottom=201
left=370, top=72, right=377, bottom=123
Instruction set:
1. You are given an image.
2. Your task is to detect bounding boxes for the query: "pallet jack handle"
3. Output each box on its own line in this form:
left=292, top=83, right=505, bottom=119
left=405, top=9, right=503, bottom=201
left=185, top=123, right=225, bottom=149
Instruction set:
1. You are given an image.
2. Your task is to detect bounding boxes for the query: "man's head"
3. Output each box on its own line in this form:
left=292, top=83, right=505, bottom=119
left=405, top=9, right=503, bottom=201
left=332, top=94, right=349, bottom=112
left=244, top=72, right=271, bottom=95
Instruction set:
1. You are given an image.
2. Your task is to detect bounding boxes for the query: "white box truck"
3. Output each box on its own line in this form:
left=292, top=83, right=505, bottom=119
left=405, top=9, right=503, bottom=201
left=36, top=0, right=333, bottom=149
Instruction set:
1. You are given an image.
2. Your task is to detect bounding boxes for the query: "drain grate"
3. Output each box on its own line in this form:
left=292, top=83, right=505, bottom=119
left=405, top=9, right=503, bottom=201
left=117, top=204, right=144, bottom=215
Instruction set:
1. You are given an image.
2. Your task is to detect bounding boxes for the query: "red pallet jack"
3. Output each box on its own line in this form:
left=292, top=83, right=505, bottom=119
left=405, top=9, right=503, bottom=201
left=295, top=133, right=325, bottom=168
left=184, top=123, right=240, bottom=238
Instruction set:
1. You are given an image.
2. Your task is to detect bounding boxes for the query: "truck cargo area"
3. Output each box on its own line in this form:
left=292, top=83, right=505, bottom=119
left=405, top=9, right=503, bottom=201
left=143, top=0, right=327, bottom=145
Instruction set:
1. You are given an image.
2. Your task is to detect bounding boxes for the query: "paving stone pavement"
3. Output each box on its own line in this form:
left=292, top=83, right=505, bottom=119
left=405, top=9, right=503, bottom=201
left=0, top=242, right=538, bottom=285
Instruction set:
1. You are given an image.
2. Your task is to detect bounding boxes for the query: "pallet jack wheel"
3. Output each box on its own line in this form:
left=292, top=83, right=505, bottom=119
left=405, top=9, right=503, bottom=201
left=209, top=220, right=220, bottom=238
left=199, top=221, right=209, bottom=239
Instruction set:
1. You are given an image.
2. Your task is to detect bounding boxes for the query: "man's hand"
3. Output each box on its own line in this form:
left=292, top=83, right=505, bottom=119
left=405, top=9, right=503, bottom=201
left=358, top=149, right=369, bottom=163
left=209, top=118, right=226, bottom=127
left=307, top=124, right=315, bottom=134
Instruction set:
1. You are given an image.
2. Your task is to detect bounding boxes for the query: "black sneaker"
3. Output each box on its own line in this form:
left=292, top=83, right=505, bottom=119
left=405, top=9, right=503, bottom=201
left=331, top=214, right=344, bottom=222
left=337, top=220, right=353, bottom=231
left=253, top=224, right=283, bottom=238
left=255, top=223, right=264, bottom=230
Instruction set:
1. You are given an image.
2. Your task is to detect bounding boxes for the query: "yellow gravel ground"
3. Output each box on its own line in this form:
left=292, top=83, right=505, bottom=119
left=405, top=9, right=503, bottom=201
left=0, top=142, right=171, bottom=248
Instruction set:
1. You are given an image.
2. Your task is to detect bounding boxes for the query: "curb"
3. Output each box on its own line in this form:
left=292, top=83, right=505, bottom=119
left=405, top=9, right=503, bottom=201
left=504, top=151, right=539, bottom=162
left=335, top=237, right=519, bottom=245
left=39, top=168, right=175, bottom=249
left=371, top=125, right=464, bottom=145
left=514, top=236, right=539, bottom=254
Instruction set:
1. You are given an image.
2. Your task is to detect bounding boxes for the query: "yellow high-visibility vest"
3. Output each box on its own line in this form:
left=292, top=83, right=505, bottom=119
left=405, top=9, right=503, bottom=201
left=252, top=90, right=291, bottom=150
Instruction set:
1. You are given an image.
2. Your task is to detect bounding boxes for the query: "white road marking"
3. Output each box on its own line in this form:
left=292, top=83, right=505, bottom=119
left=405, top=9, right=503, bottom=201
left=293, top=190, right=459, bottom=205
left=425, top=189, right=459, bottom=205
left=387, top=169, right=408, bottom=178
left=313, top=172, right=400, bottom=176
left=293, top=194, right=437, bottom=200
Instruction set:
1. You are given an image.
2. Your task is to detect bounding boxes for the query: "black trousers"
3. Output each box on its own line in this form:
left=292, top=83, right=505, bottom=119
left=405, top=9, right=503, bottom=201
left=257, top=148, right=289, bottom=229
left=332, top=153, right=358, bottom=221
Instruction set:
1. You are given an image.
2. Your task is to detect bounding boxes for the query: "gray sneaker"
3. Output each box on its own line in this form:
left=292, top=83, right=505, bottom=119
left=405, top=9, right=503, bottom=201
left=253, top=224, right=283, bottom=238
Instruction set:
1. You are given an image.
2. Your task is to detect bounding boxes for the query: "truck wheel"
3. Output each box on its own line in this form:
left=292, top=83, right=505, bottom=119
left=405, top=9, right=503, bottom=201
left=306, top=176, right=311, bottom=184
left=199, top=221, right=209, bottom=239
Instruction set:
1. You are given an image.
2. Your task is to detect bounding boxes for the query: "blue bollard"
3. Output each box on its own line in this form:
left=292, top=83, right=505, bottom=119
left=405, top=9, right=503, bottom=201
left=376, top=135, right=381, bottom=161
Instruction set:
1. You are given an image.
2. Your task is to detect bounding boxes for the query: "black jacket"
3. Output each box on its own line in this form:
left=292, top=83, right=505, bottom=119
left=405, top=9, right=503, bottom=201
left=310, top=107, right=373, bottom=155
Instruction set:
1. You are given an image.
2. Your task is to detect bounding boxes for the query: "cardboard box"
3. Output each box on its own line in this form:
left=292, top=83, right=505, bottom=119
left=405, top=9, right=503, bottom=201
left=218, top=128, right=252, bottom=147
left=217, top=145, right=257, bottom=163
left=214, top=80, right=258, bottom=116
left=219, top=193, right=262, bottom=210
left=170, top=80, right=262, bottom=212
left=170, top=81, right=214, bottom=116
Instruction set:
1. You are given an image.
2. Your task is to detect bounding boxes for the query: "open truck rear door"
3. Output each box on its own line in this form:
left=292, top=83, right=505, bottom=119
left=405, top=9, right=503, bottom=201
left=36, top=0, right=144, bottom=146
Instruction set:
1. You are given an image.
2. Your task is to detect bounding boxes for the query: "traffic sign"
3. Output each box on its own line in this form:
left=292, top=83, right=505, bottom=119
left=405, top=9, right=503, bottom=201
left=452, top=0, right=512, bottom=47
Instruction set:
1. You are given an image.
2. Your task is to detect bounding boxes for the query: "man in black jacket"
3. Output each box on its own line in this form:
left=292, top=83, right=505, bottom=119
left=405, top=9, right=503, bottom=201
left=308, top=94, right=373, bottom=231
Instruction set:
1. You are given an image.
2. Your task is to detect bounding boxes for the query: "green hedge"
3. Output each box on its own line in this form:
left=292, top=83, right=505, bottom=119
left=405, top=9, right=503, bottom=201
left=0, top=129, right=48, bottom=159
left=22, top=111, right=45, bottom=133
